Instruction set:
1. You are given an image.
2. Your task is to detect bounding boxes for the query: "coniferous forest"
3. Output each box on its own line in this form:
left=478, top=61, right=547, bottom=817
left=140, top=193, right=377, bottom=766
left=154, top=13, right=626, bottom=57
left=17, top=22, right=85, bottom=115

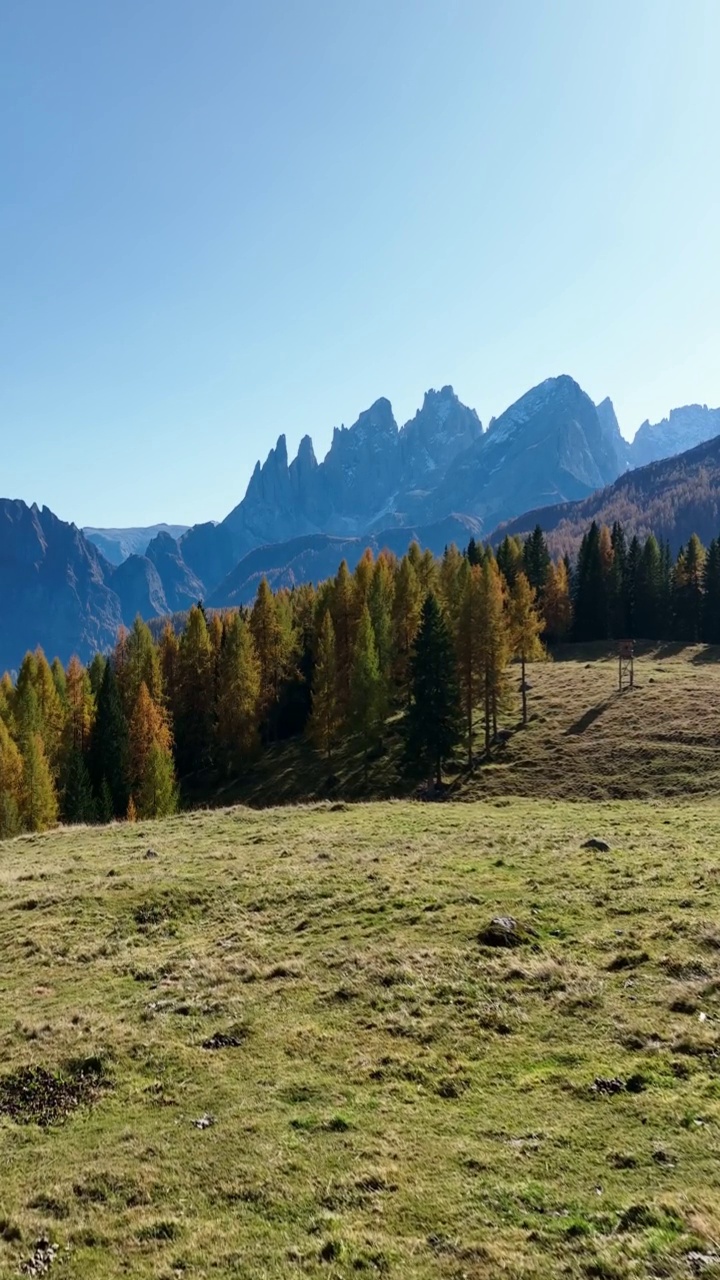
left=1, top=517, right=719, bottom=836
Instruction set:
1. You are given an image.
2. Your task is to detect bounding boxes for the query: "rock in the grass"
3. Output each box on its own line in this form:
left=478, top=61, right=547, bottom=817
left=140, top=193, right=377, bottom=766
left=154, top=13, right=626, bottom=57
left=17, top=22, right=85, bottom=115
left=193, top=1112, right=215, bottom=1129
left=478, top=916, right=533, bottom=948
left=21, top=1237, right=59, bottom=1276
left=144, top=848, right=159, bottom=859
left=688, top=1252, right=720, bottom=1273
left=592, top=1077, right=625, bottom=1095
left=582, top=838, right=611, bottom=852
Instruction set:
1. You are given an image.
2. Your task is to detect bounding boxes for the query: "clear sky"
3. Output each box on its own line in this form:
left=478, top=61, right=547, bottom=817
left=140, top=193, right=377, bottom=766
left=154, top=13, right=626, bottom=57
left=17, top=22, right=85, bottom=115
left=2, top=0, right=720, bottom=527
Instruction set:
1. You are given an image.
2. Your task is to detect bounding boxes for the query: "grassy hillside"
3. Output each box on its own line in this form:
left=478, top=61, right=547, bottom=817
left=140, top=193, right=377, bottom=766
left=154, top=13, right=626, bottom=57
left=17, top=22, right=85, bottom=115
left=1, top=801, right=720, bottom=1277
left=199, top=644, right=720, bottom=808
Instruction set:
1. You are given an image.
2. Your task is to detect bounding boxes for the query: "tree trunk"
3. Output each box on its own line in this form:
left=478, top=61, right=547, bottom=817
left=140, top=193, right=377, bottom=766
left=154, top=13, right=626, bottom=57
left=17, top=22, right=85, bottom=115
left=521, top=653, right=527, bottom=724
left=484, top=673, right=491, bottom=757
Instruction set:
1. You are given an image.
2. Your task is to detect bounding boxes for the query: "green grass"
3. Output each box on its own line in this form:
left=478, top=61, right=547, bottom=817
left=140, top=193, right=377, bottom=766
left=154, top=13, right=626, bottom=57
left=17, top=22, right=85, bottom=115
left=2, top=799, right=720, bottom=1276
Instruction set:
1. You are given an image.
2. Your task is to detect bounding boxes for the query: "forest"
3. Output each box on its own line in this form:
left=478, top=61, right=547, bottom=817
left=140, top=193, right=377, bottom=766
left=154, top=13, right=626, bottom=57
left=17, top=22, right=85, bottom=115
left=0, top=517, right=719, bottom=836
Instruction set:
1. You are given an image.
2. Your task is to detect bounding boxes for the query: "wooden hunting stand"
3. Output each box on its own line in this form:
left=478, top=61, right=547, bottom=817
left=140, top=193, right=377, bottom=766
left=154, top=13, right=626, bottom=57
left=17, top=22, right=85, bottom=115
left=618, top=639, right=634, bottom=692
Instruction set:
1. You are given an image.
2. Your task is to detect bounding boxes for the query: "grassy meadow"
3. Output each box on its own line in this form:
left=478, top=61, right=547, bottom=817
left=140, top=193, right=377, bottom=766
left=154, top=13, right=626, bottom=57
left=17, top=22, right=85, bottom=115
left=2, top=793, right=720, bottom=1277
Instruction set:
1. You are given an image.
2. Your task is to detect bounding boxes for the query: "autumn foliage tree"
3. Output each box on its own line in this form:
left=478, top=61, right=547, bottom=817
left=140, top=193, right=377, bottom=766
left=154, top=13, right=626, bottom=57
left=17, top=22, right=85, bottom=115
left=508, top=572, right=545, bottom=724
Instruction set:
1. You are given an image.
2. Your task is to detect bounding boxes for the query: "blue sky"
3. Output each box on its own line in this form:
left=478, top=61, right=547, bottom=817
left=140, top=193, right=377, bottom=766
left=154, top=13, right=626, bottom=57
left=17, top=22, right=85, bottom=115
left=2, top=0, right=719, bottom=527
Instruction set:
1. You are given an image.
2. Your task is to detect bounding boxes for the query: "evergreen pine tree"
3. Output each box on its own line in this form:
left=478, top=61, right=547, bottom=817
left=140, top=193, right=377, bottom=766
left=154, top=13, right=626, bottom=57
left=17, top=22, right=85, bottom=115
left=623, top=535, right=642, bottom=638
left=89, top=661, right=130, bottom=819
left=352, top=548, right=375, bottom=618
left=250, top=579, right=292, bottom=741
left=659, top=540, right=673, bottom=637
left=88, top=653, right=107, bottom=697
left=466, top=537, right=482, bottom=567
left=97, top=777, right=114, bottom=824
left=330, top=560, right=356, bottom=710
left=0, top=672, right=15, bottom=731
left=175, top=604, right=214, bottom=771
left=403, top=594, right=463, bottom=787
left=455, top=559, right=483, bottom=767
left=0, top=718, right=24, bottom=837
left=137, top=743, right=178, bottom=819
left=417, top=547, right=438, bottom=595
left=159, top=622, right=179, bottom=704
left=31, top=649, right=65, bottom=775
left=523, top=526, right=551, bottom=595
left=439, top=544, right=465, bottom=635
left=14, top=653, right=40, bottom=744
left=609, top=522, right=627, bottom=637
left=573, top=522, right=610, bottom=641
left=215, top=613, right=261, bottom=773
left=672, top=535, right=705, bottom=640
left=477, top=557, right=512, bottom=750
left=349, top=605, right=384, bottom=780
left=542, top=560, right=573, bottom=641
left=20, top=732, right=58, bottom=832
left=636, top=535, right=663, bottom=638
left=120, top=616, right=164, bottom=717
left=308, top=610, right=341, bottom=766
left=702, top=538, right=720, bottom=643
left=392, top=554, right=422, bottom=701
left=51, top=656, right=67, bottom=701
left=368, top=554, right=395, bottom=684
left=62, top=747, right=96, bottom=824
left=496, top=535, right=524, bottom=589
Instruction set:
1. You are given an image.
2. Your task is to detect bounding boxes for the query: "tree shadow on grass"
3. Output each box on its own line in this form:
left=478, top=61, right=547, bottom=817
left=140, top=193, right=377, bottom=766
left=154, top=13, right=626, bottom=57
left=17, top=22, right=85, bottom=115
left=565, top=697, right=617, bottom=736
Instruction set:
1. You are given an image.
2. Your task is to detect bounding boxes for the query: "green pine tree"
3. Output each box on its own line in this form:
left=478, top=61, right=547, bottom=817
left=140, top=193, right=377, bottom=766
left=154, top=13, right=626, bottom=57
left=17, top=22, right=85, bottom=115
left=349, top=605, right=384, bottom=781
left=308, top=610, right=341, bottom=766
left=89, top=661, right=130, bottom=819
left=703, top=538, right=720, bottom=643
left=62, top=747, right=97, bottom=824
left=0, top=718, right=23, bottom=838
left=523, top=526, right=551, bottom=595
left=137, top=743, right=178, bottom=819
left=215, top=613, right=261, bottom=774
left=403, top=594, right=463, bottom=787
left=20, top=732, right=58, bottom=832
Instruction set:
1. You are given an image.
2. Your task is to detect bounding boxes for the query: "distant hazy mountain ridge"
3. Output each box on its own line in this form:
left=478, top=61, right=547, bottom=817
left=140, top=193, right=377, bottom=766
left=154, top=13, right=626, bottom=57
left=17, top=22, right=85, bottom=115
left=83, top=523, right=189, bottom=565
left=628, top=405, right=720, bottom=468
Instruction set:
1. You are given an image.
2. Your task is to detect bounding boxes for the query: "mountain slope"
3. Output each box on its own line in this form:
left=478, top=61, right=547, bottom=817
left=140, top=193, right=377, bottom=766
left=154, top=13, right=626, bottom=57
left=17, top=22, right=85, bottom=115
left=207, top=515, right=482, bottom=608
left=0, top=500, right=124, bottom=672
left=495, top=433, right=720, bottom=555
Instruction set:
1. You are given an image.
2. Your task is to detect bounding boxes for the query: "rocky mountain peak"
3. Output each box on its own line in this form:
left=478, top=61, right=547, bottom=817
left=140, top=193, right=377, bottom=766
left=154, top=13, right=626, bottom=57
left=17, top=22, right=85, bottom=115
left=399, top=386, right=483, bottom=491
left=294, top=434, right=317, bottom=469
left=595, top=396, right=629, bottom=473
left=328, top=397, right=397, bottom=454
left=630, top=403, right=720, bottom=468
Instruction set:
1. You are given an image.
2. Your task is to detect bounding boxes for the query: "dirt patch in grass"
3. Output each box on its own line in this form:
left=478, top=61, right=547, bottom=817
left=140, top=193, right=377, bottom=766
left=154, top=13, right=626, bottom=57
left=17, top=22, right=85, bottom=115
left=0, top=1056, right=110, bottom=1126
left=201, top=1021, right=251, bottom=1050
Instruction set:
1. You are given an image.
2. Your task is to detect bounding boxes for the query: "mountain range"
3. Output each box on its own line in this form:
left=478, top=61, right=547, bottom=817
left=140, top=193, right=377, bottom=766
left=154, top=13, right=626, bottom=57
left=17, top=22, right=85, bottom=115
left=3, top=375, right=720, bottom=671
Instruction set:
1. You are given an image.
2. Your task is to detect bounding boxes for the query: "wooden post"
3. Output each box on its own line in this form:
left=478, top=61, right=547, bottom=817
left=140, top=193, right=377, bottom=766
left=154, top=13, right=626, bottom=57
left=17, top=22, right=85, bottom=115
left=618, top=640, right=634, bottom=692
